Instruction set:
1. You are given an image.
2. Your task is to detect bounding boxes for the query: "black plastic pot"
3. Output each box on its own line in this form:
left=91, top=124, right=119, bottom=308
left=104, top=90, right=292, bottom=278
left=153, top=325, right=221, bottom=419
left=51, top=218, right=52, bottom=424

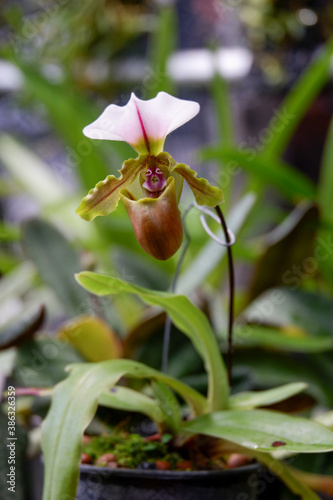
left=76, top=463, right=260, bottom=500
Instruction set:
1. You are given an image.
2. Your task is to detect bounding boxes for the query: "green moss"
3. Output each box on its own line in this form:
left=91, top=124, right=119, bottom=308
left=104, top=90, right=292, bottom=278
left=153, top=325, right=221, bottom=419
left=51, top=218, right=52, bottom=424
left=83, top=432, right=184, bottom=469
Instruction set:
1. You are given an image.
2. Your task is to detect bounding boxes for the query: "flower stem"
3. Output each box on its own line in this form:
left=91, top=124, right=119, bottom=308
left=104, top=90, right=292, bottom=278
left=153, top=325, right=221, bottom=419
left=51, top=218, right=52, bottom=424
left=215, top=205, right=235, bottom=385
left=162, top=203, right=194, bottom=374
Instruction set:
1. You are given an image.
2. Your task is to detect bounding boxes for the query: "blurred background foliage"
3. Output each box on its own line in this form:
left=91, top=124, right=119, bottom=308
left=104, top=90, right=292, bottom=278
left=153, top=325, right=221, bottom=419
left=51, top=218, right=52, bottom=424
left=0, top=1, right=333, bottom=499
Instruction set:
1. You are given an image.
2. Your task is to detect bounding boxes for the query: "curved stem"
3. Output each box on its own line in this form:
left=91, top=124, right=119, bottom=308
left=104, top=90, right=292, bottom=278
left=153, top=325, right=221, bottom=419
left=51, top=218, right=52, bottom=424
left=215, top=205, right=235, bottom=385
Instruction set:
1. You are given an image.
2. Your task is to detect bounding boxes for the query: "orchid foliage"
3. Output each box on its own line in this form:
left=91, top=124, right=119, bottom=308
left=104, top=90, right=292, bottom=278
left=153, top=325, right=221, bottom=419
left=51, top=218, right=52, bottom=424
left=76, top=92, right=224, bottom=260
left=41, top=273, right=333, bottom=500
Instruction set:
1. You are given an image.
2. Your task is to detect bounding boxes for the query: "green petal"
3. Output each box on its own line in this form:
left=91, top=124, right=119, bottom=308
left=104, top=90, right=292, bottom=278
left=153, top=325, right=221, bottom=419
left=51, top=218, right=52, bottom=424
left=76, top=155, right=148, bottom=221
left=171, top=162, right=224, bottom=207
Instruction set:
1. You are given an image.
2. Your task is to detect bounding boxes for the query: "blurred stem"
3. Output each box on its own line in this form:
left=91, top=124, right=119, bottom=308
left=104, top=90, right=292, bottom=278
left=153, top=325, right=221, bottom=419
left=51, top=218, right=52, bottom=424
left=162, top=204, right=194, bottom=374
left=215, top=205, right=234, bottom=385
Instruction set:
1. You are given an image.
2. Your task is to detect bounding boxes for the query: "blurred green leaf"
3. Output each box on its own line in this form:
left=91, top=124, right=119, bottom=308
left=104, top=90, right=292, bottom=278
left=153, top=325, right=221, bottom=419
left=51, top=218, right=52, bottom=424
left=22, top=218, right=92, bottom=317
left=57, top=315, right=122, bottom=362
left=183, top=409, right=333, bottom=453
left=147, top=4, right=176, bottom=97
left=318, top=114, right=333, bottom=224
left=75, top=271, right=229, bottom=411
left=285, top=464, right=333, bottom=497
left=0, top=304, right=45, bottom=350
left=211, top=73, right=235, bottom=149
left=243, top=287, right=333, bottom=338
left=200, top=148, right=315, bottom=201
left=247, top=203, right=319, bottom=301
left=0, top=222, right=20, bottom=243
left=230, top=324, right=333, bottom=353
left=234, top=351, right=333, bottom=407
left=253, top=452, right=321, bottom=500
left=314, top=410, right=333, bottom=429
left=262, top=36, right=333, bottom=158
left=12, top=338, right=84, bottom=387
left=0, top=251, right=21, bottom=274
left=229, top=382, right=307, bottom=409
left=0, top=134, right=65, bottom=206
left=0, top=262, right=36, bottom=303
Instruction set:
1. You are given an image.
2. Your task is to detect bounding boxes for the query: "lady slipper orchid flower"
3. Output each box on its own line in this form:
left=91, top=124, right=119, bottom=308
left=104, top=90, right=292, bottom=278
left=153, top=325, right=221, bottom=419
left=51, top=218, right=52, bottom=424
left=76, top=92, right=224, bottom=260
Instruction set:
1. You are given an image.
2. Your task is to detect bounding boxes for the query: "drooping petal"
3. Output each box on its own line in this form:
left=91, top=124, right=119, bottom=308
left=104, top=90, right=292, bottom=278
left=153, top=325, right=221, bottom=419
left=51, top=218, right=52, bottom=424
left=83, top=92, right=200, bottom=155
left=76, top=155, right=148, bottom=221
left=120, top=177, right=183, bottom=260
left=171, top=162, right=224, bottom=207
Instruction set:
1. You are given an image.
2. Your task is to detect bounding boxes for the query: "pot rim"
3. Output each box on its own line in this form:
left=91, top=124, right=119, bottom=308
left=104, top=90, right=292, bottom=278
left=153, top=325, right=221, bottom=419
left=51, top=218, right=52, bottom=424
left=80, top=462, right=260, bottom=480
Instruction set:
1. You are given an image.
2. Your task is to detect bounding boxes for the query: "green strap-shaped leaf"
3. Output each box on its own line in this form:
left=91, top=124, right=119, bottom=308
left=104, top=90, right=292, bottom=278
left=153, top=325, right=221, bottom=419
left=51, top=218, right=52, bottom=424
left=171, top=162, right=224, bottom=207
left=229, top=382, right=307, bottom=409
left=75, top=271, right=229, bottom=411
left=152, top=380, right=182, bottom=434
left=99, top=387, right=165, bottom=424
left=182, top=409, right=333, bottom=453
left=42, top=360, right=207, bottom=500
left=251, top=451, right=321, bottom=500
left=100, top=383, right=183, bottom=434
left=76, top=155, right=148, bottom=221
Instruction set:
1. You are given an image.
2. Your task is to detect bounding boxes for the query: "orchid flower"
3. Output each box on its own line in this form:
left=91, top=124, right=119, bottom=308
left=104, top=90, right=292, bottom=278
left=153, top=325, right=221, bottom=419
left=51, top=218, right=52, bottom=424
left=76, top=92, right=223, bottom=260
